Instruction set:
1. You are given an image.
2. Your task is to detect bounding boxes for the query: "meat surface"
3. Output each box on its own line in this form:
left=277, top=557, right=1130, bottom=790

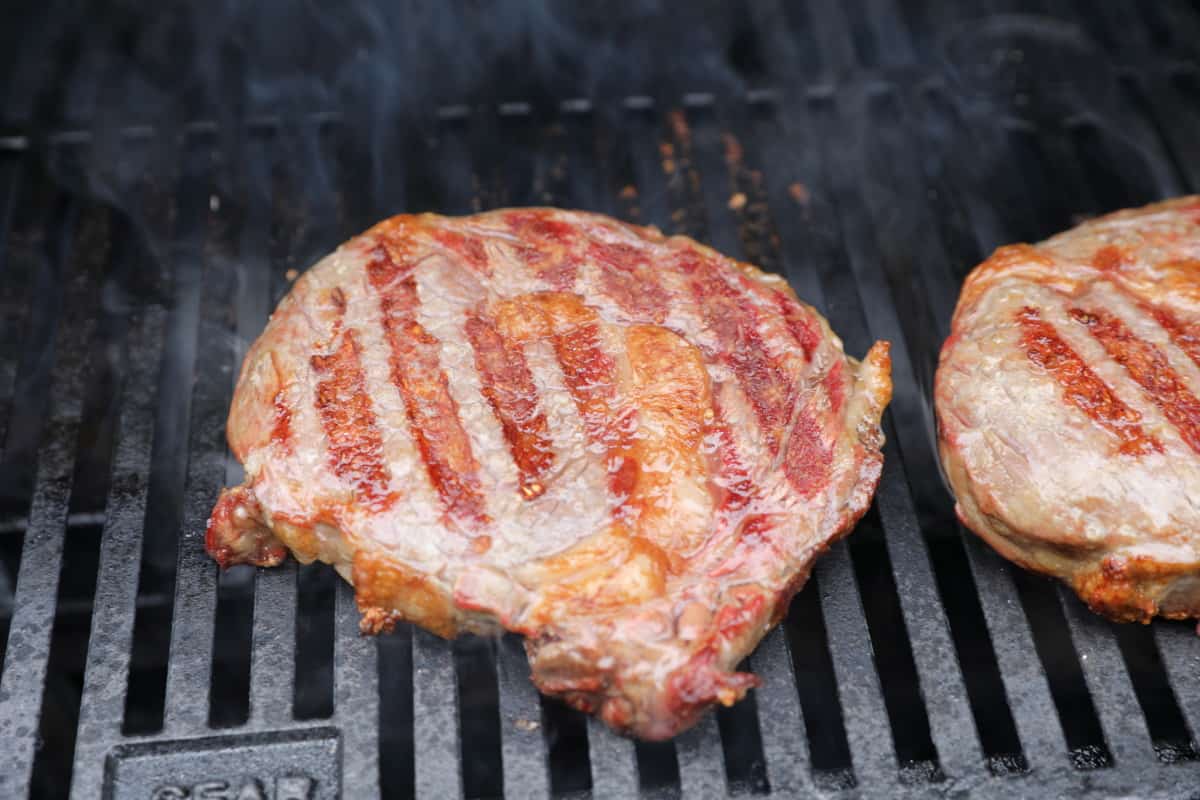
left=207, top=208, right=892, bottom=738
left=937, top=197, right=1200, bottom=623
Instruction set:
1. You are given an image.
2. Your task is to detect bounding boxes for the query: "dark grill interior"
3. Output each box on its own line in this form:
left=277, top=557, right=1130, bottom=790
left=2, top=2, right=1200, bottom=797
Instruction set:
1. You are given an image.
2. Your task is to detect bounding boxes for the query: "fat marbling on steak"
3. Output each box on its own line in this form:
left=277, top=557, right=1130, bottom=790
left=207, top=207, right=892, bottom=739
left=937, top=197, right=1200, bottom=623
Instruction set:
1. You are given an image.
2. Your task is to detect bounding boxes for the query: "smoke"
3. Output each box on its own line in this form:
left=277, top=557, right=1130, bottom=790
left=16, top=1, right=761, bottom=225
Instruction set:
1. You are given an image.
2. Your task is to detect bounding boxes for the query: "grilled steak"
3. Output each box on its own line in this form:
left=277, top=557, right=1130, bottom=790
left=937, top=197, right=1200, bottom=623
left=207, top=208, right=892, bottom=738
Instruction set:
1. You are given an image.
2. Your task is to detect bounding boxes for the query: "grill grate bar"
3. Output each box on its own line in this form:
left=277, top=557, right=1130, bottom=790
left=496, top=635, right=552, bottom=800
left=0, top=188, right=94, bottom=798
left=803, top=0, right=861, bottom=77
left=674, top=715, right=729, bottom=797
left=871, top=444, right=985, bottom=780
left=616, top=103, right=689, bottom=795
left=586, top=716, right=640, bottom=798
left=242, top=143, right=299, bottom=729
left=1057, top=590, right=1158, bottom=765
left=70, top=305, right=166, bottom=797
left=248, top=564, right=299, bottom=727
left=813, top=543, right=903, bottom=791
left=333, top=579, right=381, bottom=795
left=747, top=628, right=814, bottom=795
left=159, top=135, right=232, bottom=735
left=961, top=539, right=1069, bottom=770
left=412, top=629, right=464, bottom=799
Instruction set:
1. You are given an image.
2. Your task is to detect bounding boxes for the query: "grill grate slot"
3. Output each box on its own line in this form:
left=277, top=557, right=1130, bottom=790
left=1114, top=625, right=1200, bottom=763
left=847, top=507, right=941, bottom=778
left=635, top=738, right=683, bottom=796
left=208, top=567, right=254, bottom=728
left=455, top=637, right=504, bottom=799
left=377, top=626, right=416, bottom=798
left=541, top=694, right=592, bottom=797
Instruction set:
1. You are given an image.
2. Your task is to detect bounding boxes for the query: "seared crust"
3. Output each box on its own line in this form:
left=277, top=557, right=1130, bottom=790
left=937, top=197, right=1200, bottom=622
left=207, top=208, right=892, bottom=738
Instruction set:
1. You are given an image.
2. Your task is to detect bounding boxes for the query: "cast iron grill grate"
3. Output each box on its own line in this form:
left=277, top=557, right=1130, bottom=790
left=2, top=2, right=1200, bottom=798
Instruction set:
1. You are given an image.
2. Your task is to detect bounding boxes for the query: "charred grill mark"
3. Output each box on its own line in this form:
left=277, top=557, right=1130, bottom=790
left=311, top=330, right=396, bottom=511
left=505, top=209, right=580, bottom=289
left=505, top=209, right=577, bottom=246
left=464, top=312, right=555, bottom=499
left=1070, top=306, right=1200, bottom=456
left=588, top=240, right=670, bottom=323
left=825, top=360, right=846, bottom=416
left=681, top=253, right=788, bottom=452
left=428, top=227, right=489, bottom=273
left=679, top=252, right=832, bottom=496
left=703, top=396, right=777, bottom=572
left=270, top=389, right=292, bottom=452
left=550, top=318, right=639, bottom=506
left=1145, top=303, right=1200, bottom=372
left=367, top=246, right=491, bottom=527
left=709, top=409, right=755, bottom=515
left=774, top=290, right=821, bottom=362
left=1092, top=245, right=1125, bottom=272
left=784, top=411, right=834, bottom=496
left=1016, top=306, right=1160, bottom=456
left=534, top=256, right=579, bottom=292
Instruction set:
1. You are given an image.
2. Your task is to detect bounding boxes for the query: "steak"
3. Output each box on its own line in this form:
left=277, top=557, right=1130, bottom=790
left=207, top=208, right=892, bottom=738
left=936, top=196, right=1200, bottom=623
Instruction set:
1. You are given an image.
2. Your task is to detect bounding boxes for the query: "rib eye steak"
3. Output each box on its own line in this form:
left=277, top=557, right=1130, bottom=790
left=937, top=196, right=1200, bottom=623
left=207, top=208, right=892, bottom=738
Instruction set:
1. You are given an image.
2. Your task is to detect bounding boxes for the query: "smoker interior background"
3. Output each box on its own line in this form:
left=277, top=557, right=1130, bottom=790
left=2, top=1, right=1200, bottom=798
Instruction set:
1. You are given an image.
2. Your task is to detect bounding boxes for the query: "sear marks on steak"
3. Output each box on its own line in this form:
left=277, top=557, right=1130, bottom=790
left=937, top=196, right=1200, bottom=624
left=207, top=208, right=892, bottom=739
